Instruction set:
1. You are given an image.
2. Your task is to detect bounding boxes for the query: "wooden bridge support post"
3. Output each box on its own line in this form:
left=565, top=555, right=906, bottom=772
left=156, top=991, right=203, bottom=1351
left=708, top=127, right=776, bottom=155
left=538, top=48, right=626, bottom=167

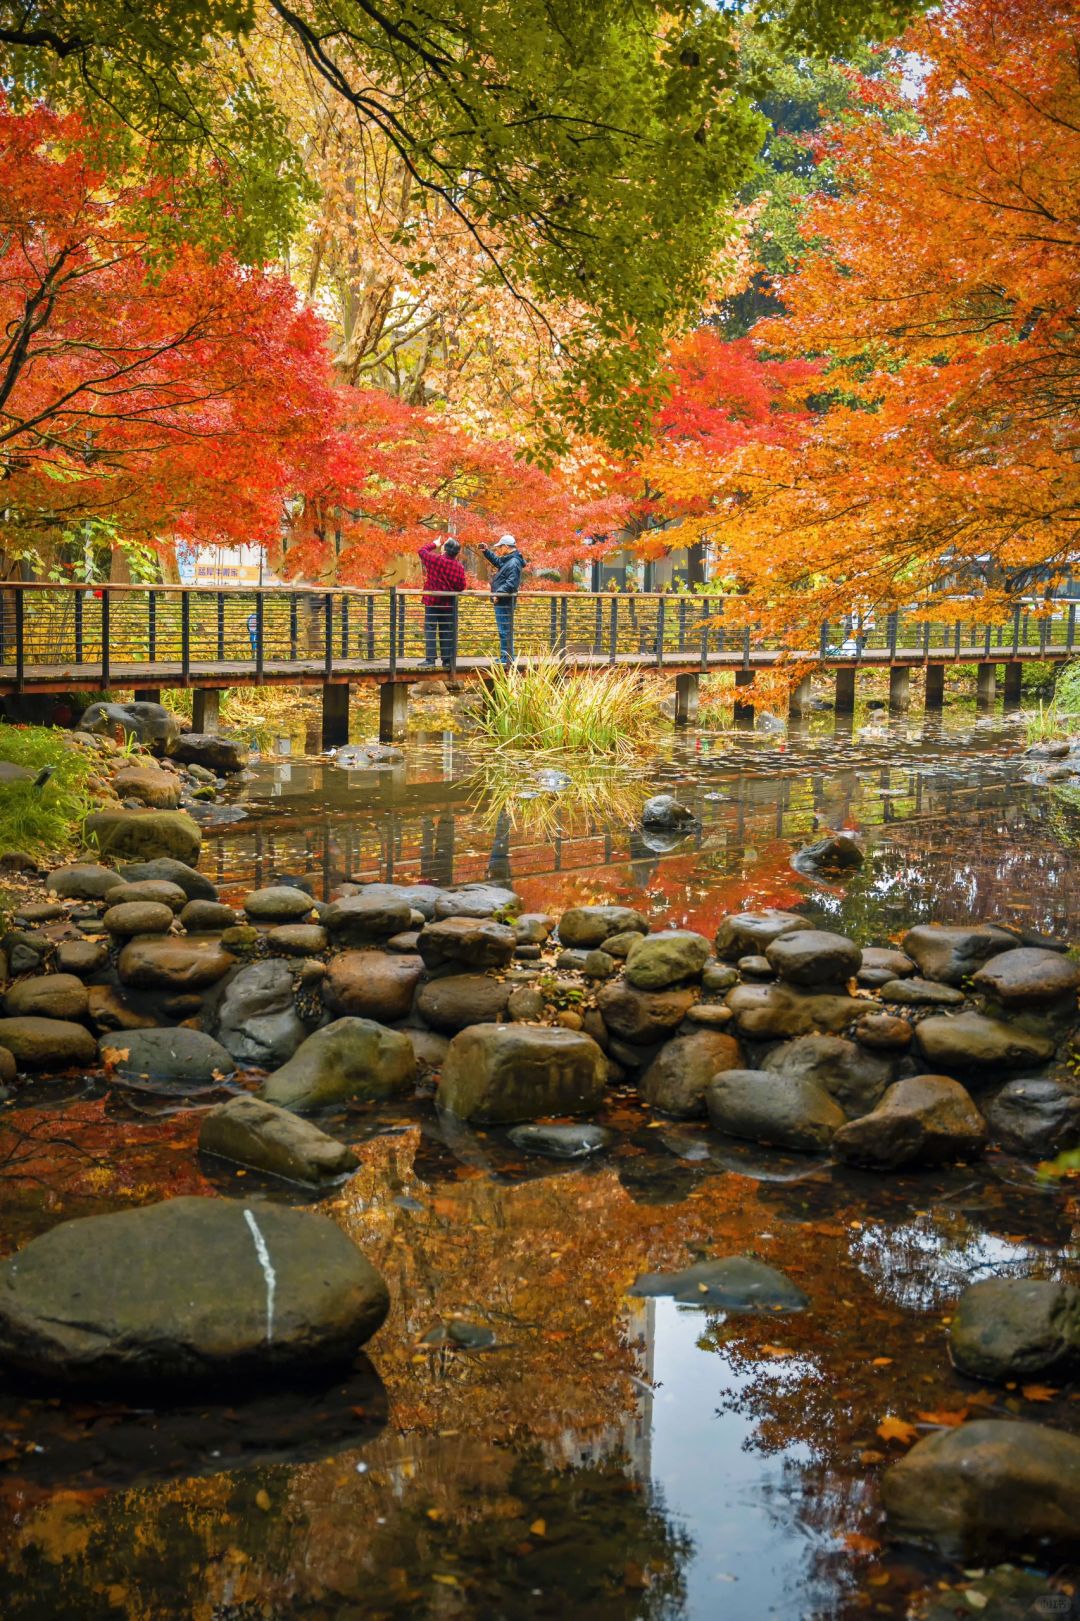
left=192, top=688, right=222, bottom=734
left=888, top=665, right=911, bottom=712
left=322, top=682, right=351, bottom=749
left=133, top=688, right=161, bottom=705
left=789, top=675, right=813, bottom=717
left=1003, top=662, right=1023, bottom=709
left=733, top=668, right=755, bottom=727
left=674, top=672, right=699, bottom=727
left=925, top=664, right=945, bottom=710
left=378, top=680, right=409, bottom=744
left=976, top=662, right=998, bottom=708
left=835, top=665, right=857, bottom=712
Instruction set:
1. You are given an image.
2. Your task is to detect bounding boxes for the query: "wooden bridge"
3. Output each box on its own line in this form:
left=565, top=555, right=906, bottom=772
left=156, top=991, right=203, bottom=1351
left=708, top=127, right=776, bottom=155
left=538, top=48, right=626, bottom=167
left=1, top=582, right=1074, bottom=742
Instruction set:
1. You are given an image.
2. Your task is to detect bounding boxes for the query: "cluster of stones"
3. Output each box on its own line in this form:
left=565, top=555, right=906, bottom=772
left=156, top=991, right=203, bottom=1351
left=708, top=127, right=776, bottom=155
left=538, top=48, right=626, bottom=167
left=2, top=849, right=1079, bottom=1554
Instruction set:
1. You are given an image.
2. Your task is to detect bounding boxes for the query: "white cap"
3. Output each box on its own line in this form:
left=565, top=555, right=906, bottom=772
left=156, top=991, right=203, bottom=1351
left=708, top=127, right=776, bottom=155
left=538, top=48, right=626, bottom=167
left=495, top=532, right=516, bottom=549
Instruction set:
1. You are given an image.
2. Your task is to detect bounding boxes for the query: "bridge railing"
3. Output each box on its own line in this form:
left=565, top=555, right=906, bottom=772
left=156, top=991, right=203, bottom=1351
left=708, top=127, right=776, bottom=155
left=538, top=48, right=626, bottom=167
left=0, top=583, right=1077, bottom=683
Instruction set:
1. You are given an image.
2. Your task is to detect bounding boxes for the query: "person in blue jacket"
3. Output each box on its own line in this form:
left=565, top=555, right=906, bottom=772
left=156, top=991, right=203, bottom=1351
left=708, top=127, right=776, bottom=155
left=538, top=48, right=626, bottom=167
left=481, top=533, right=526, bottom=668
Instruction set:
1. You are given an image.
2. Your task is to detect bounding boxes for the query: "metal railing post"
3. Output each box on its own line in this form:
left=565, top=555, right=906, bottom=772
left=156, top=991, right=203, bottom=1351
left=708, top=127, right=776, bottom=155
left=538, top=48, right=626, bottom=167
left=14, top=591, right=24, bottom=690
left=289, top=594, right=298, bottom=661
left=608, top=597, right=618, bottom=666
left=340, top=594, right=350, bottom=658
left=887, top=609, right=898, bottom=658
left=324, top=592, right=334, bottom=677
left=1069, top=603, right=1076, bottom=651
left=147, top=590, right=156, bottom=662
left=559, top=594, right=568, bottom=657
left=255, top=593, right=264, bottom=683
left=181, top=590, right=190, bottom=681
left=449, top=595, right=459, bottom=679
left=217, top=592, right=226, bottom=660
left=74, top=588, right=84, bottom=664
left=388, top=589, right=398, bottom=678
left=655, top=596, right=666, bottom=667
left=100, top=589, right=110, bottom=687
left=1012, top=606, right=1021, bottom=656
left=366, top=593, right=375, bottom=659
left=742, top=625, right=751, bottom=670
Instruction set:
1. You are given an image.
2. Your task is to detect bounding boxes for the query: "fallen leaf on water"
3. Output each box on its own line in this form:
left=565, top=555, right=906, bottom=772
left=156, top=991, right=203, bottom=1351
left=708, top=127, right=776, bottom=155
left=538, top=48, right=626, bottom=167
left=254, top=1489, right=271, bottom=1512
left=431, top=1574, right=460, bottom=1587
left=877, top=1415, right=918, bottom=1445
left=842, top=1532, right=881, bottom=1554
left=529, top=1519, right=546, bottom=1537
left=915, top=1408, right=969, bottom=1428
left=870, top=1357, right=893, bottom=1367
left=1021, top=1384, right=1059, bottom=1402
left=964, top=1590, right=989, bottom=1610
left=859, top=1449, right=885, bottom=1464
left=966, top=1389, right=998, bottom=1408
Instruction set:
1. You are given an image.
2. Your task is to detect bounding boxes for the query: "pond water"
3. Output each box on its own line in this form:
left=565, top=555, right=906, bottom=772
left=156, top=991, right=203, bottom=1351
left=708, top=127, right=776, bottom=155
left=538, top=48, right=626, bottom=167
left=1, top=706, right=1078, bottom=1620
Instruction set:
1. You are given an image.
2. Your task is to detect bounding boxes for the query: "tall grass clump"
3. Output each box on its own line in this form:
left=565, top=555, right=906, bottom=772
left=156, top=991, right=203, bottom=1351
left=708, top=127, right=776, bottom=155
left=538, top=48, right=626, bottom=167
left=0, top=724, right=96, bottom=858
left=480, top=659, right=662, bottom=758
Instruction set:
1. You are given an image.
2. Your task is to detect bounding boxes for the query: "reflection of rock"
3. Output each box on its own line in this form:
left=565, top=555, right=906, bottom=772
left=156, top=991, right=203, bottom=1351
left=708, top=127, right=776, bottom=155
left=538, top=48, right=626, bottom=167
left=948, top=1277, right=1080, bottom=1382
left=882, top=1420, right=1080, bottom=1559
left=0, top=1197, right=389, bottom=1387
left=790, top=833, right=864, bottom=876
left=630, top=1255, right=808, bottom=1312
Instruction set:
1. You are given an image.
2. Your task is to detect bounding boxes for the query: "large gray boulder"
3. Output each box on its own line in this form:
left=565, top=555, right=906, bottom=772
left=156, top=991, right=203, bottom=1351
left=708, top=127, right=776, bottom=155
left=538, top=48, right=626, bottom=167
left=117, top=935, right=235, bottom=991
left=972, top=947, right=1080, bottom=1008
left=715, top=909, right=811, bottom=961
left=833, top=1075, right=987, bottom=1168
left=322, top=892, right=412, bottom=944
left=641, top=793, right=694, bottom=831
left=705, top=1069, right=846, bottom=1152
left=948, top=1277, right=1080, bottom=1382
left=261, top=1017, right=415, bottom=1111
left=415, top=916, right=516, bottom=971
left=215, top=958, right=308, bottom=1068
left=0, top=1016, right=97, bottom=1072
left=438, top=1023, right=606, bottom=1123
left=4, top=973, right=89, bottom=1022
left=987, top=1076, right=1080, bottom=1156
left=915, top=1011, right=1055, bottom=1079
left=85, top=808, right=201, bottom=866
left=724, top=982, right=866, bottom=1040
left=558, top=905, right=649, bottom=950
left=763, top=1033, right=892, bottom=1117
left=901, top=923, right=1016, bottom=986
left=119, top=858, right=217, bottom=901
left=624, top=931, right=711, bottom=990
left=638, top=1029, right=743, bottom=1118
left=882, top=1420, right=1080, bottom=1558
left=595, top=981, right=696, bottom=1044
left=77, top=699, right=180, bottom=754
left=414, top=973, right=511, bottom=1032
left=766, top=928, right=861, bottom=987
left=100, top=1026, right=235, bottom=1084
left=322, top=950, right=424, bottom=1023
left=433, top=884, right=520, bottom=920
left=0, top=1197, right=387, bottom=1386
left=171, top=733, right=247, bottom=773
left=199, top=1095, right=358, bottom=1184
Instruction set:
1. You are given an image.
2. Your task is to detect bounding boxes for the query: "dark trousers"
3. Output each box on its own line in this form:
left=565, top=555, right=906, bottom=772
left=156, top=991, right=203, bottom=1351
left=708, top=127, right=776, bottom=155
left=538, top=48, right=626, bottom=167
left=493, top=598, right=516, bottom=666
left=424, top=604, right=455, bottom=666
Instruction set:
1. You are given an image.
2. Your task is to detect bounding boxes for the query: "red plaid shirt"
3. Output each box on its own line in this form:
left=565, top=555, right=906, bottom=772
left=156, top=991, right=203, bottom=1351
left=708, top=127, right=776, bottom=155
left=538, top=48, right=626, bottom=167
left=419, top=542, right=467, bottom=607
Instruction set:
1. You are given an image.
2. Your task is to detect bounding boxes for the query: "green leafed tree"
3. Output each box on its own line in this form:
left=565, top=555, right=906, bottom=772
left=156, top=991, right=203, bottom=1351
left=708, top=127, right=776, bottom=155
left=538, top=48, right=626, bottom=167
left=0, top=0, right=920, bottom=444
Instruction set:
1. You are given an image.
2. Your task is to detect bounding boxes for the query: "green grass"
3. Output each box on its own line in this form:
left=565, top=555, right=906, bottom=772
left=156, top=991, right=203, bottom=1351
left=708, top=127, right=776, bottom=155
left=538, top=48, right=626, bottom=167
left=479, top=659, right=662, bottom=758
left=0, top=724, right=97, bottom=860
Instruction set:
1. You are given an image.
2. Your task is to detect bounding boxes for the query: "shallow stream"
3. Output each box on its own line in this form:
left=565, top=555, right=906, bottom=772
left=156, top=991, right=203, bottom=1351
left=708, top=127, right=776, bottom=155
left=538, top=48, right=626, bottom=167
left=1, top=706, right=1078, bottom=1619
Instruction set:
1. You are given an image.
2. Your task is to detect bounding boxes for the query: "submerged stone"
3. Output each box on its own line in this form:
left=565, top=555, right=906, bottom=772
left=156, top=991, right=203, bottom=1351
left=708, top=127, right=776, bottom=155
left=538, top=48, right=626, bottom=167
left=630, top=1256, right=808, bottom=1312
left=200, top=1095, right=359, bottom=1185
left=949, top=1277, right=1080, bottom=1383
left=507, top=1123, right=612, bottom=1159
left=987, top=1075, right=1080, bottom=1156
left=101, top=1026, right=235, bottom=1085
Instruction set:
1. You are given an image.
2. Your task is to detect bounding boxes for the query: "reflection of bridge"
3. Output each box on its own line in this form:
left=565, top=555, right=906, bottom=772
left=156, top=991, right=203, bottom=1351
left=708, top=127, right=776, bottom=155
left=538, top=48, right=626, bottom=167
left=201, top=731, right=1074, bottom=932
left=2, top=583, right=1074, bottom=742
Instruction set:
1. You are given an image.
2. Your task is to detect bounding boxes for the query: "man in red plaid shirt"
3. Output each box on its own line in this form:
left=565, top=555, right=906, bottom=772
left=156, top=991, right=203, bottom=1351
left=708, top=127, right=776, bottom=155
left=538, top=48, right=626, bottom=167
left=418, top=537, right=466, bottom=669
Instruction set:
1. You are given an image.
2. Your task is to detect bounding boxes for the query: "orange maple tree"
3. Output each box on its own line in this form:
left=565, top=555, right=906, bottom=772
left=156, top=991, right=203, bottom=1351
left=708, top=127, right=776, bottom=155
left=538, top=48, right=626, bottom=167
left=712, top=0, right=1080, bottom=633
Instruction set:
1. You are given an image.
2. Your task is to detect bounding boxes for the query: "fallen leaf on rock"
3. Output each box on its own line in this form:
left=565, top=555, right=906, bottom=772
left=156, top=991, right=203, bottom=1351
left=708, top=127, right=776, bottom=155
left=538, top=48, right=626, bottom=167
left=1021, top=1384, right=1059, bottom=1402
left=916, top=1408, right=968, bottom=1427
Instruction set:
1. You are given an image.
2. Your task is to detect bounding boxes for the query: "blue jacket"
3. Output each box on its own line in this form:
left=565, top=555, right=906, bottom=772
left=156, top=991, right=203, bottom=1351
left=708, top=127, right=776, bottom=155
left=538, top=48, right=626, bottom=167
left=482, top=545, right=525, bottom=598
